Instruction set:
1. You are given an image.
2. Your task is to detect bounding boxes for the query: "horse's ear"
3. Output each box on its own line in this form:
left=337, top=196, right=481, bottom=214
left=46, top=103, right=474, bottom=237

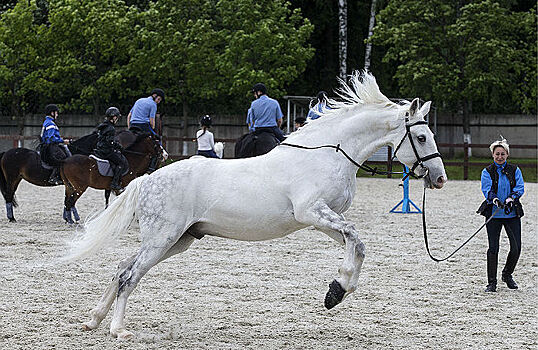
left=419, top=101, right=432, bottom=117
left=409, top=98, right=420, bottom=118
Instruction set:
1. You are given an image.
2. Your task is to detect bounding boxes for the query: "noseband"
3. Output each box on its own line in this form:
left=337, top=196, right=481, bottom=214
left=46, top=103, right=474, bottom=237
left=391, top=118, right=442, bottom=180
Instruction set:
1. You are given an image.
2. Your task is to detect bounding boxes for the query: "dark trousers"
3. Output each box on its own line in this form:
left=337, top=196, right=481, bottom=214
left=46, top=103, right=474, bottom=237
left=130, top=122, right=161, bottom=172
left=254, top=126, right=286, bottom=142
left=486, top=217, right=521, bottom=284
left=105, top=151, right=129, bottom=172
left=42, top=143, right=69, bottom=166
left=198, top=149, right=219, bottom=158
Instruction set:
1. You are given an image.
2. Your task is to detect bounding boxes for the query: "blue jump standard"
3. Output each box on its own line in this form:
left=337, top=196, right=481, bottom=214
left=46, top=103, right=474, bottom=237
left=389, top=165, right=422, bottom=214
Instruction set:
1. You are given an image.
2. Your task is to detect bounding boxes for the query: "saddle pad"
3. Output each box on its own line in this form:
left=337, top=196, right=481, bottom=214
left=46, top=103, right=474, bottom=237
left=89, top=155, right=129, bottom=177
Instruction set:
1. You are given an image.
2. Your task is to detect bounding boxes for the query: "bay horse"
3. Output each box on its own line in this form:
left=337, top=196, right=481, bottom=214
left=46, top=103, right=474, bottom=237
left=61, top=133, right=161, bottom=224
left=66, top=71, right=447, bottom=339
left=0, top=137, right=102, bottom=222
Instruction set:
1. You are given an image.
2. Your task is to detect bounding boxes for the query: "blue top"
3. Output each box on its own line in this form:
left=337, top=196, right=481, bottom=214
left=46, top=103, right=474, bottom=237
left=481, top=162, right=525, bottom=218
left=40, top=116, right=64, bottom=144
left=249, top=95, right=283, bottom=128
left=129, top=96, right=157, bottom=124
left=307, top=102, right=330, bottom=120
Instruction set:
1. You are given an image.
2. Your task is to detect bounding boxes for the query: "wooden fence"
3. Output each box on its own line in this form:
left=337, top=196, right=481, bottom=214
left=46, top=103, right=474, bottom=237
left=1, top=135, right=535, bottom=180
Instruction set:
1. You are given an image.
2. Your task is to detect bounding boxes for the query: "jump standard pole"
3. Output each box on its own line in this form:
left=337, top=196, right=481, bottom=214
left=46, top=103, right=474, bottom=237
left=389, top=165, right=422, bottom=214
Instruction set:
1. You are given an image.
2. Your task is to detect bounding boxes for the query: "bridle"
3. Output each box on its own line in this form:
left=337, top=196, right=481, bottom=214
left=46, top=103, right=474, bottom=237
left=391, top=118, right=442, bottom=180
left=280, top=117, right=442, bottom=180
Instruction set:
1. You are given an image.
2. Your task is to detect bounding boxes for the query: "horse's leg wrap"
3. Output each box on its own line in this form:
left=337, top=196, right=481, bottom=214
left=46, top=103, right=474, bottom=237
left=63, top=207, right=74, bottom=224
left=72, top=207, right=80, bottom=222
left=6, top=202, right=15, bottom=222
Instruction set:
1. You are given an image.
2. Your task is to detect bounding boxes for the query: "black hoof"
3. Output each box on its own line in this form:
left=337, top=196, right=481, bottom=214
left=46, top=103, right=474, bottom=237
left=324, top=280, right=346, bottom=310
left=8, top=218, right=16, bottom=223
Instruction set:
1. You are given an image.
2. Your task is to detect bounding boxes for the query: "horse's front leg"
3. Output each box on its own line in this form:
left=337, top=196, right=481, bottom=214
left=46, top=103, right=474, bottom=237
left=294, top=201, right=365, bottom=309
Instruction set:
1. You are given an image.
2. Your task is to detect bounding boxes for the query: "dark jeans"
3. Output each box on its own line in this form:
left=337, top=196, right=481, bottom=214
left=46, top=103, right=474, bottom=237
left=104, top=151, right=129, bottom=172
left=486, top=217, right=521, bottom=283
left=255, top=126, right=286, bottom=142
left=42, top=143, right=70, bottom=166
left=198, top=149, right=219, bottom=158
left=130, top=122, right=157, bottom=136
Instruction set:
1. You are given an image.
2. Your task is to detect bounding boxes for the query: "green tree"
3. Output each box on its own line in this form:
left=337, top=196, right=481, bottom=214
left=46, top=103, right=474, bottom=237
left=371, top=0, right=536, bottom=135
left=44, top=0, right=136, bottom=113
left=0, top=0, right=48, bottom=122
left=128, top=0, right=314, bottom=109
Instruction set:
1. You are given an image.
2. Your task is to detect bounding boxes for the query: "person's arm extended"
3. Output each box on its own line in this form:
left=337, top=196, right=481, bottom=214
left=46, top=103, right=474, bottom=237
left=150, top=117, right=155, bottom=129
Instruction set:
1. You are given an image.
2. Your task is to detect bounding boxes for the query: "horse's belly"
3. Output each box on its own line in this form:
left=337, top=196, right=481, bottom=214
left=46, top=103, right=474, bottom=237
left=196, top=212, right=305, bottom=241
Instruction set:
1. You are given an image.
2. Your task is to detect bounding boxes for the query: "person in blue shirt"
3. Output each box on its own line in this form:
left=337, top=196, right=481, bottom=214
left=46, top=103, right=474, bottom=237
left=248, top=83, right=285, bottom=142
left=40, top=104, right=72, bottom=184
left=307, top=91, right=329, bottom=120
left=127, top=88, right=165, bottom=173
left=478, top=138, right=525, bottom=292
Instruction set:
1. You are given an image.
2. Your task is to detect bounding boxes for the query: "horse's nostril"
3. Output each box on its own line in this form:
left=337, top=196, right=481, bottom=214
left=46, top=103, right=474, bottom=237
left=437, top=176, right=445, bottom=184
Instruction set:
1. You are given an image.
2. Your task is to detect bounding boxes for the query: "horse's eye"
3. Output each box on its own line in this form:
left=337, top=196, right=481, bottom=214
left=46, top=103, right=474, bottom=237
left=417, top=135, right=426, bottom=143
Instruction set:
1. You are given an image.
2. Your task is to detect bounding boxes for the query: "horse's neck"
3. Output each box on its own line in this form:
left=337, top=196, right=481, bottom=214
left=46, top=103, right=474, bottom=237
left=291, top=107, right=398, bottom=165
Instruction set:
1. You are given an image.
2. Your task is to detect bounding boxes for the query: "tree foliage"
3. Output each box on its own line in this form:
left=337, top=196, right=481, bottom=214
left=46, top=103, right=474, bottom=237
left=371, top=0, right=536, bottom=118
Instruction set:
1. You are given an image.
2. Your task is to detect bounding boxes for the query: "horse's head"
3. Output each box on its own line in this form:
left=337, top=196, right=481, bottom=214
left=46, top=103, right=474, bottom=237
left=392, top=99, right=447, bottom=189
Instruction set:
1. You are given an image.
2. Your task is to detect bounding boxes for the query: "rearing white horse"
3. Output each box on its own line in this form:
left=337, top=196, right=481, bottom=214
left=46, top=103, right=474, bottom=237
left=67, top=71, right=447, bottom=339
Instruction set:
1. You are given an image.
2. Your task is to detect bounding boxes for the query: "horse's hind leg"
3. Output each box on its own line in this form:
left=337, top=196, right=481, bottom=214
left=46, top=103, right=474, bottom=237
left=3, top=176, right=21, bottom=222
left=109, top=222, right=192, bottom=339
left=294, top=201, right=365, bottom=309
left=82, top=254, right=136, bottom=331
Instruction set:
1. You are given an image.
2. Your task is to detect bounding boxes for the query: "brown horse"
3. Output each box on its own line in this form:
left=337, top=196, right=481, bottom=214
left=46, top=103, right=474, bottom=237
left=0, top=136, right=100, bottom=222
left=61, top=133, right=161, bottom=224
left=0, top=131, right=143, bottom=222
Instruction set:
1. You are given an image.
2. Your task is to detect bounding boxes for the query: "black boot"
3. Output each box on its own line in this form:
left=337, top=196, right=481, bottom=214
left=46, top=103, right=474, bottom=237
left=486, top=251, right=498, bottom=292
left=110, top=167, right=124, bottom=193
left=485, top=282, right=497, bottom=293
left=48, top=167, right=62, bottom=185
left=501, top=273, right=518, bottom=289
left=146, top=154, right=158, bottom=174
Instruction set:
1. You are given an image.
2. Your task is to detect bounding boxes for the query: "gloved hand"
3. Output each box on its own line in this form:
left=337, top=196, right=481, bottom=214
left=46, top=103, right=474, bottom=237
left=504, top=197, right=514, bottom=214
left=493, top=198, right=503, bottom=208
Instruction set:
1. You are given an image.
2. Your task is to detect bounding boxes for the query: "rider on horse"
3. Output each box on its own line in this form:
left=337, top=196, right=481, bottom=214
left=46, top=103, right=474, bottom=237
left=127, top=88, right=165, bottom=173
left=93, top=107, right=129, bottom=193
left=40, top=104, right=71, bottom=185
left=196, top=115, right=219, bottom=158
left=248, top=83, right=286, bottom=142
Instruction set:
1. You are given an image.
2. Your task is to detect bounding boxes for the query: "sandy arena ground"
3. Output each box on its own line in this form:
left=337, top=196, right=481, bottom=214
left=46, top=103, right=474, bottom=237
left=0, top=177, right=536, bottom=349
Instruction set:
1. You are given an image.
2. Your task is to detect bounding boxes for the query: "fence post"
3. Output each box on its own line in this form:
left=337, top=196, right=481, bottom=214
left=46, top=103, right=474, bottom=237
left=463, top=141, right=469, bottom=180
left=387, top=146, right=392, bottom=179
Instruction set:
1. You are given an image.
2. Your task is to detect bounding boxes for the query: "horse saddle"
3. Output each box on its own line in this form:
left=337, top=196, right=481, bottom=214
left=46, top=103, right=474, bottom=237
left=89, top=155, right=129, bottom=177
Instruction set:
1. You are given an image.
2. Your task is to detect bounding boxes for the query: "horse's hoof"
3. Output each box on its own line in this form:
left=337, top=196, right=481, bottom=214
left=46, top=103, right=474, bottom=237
left=8, top=218, right=16, bottom=223
left=111, top=328, right=134, bottom=340
left=81, top=321, right=97, bottom=331
left=324, top=280, right=346, bottom=310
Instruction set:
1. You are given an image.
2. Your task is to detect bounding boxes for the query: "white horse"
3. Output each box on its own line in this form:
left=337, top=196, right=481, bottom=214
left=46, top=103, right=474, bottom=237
left=67, top=71, right=447, bottom=339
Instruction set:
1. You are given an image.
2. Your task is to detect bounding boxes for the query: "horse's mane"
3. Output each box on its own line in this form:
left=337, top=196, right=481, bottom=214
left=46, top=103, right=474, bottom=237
left=314, top=71, right=406, bottom=118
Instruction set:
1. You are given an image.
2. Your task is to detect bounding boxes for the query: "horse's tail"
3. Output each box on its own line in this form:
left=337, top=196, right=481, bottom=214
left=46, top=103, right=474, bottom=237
left=0, top=152, right=18, bottom=207
left=63, top=175, right=148, bottom=261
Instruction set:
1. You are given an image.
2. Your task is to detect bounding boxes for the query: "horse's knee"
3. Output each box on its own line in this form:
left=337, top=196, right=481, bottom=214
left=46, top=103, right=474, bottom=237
left=355, top=241, right=366, bottom=259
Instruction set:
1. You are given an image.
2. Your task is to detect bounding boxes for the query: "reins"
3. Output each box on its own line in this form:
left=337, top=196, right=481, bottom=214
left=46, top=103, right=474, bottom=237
left=279, top=142, right=412, bottom=178
left=421, top=188, right=500, bottom=262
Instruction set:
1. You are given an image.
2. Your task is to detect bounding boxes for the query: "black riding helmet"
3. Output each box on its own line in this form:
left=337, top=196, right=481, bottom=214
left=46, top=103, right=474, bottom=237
left=200, top=115, right=212, bottom=127
left=105, top=107, right=121, bottom=120
left=252, top=83, right=267, bottom=95
left=45, top=104, right=59, bottom=116
left=151, top=88, right=165, bottom=102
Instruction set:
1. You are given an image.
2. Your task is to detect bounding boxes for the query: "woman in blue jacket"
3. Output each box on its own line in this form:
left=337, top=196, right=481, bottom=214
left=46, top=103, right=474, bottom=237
left=479, top=138, right=525, bottom=292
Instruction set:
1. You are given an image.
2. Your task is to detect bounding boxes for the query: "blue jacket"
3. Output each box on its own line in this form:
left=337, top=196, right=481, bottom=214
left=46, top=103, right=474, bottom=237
left=40, top=116, right=64, bottom=144
left=481, top=162, right=524, bottom=218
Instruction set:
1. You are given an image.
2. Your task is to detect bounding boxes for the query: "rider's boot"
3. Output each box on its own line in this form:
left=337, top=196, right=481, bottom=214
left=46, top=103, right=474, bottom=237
left=146, top=154, right=158, bottom=174
left=48, top=167, right=62, bottom=185
left=110, top=167, right=124, bottom=194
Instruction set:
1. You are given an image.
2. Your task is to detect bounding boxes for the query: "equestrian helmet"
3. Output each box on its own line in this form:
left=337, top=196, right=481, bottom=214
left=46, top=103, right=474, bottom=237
left=151, top=88, right=165, bottom=102
left=200, top=115, right=212, bottom=127
left=252, top=83, right=267, bottom=95
left=105, top=107, right=121, bottom=119
left=45, top=104, right=59, bottom=115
